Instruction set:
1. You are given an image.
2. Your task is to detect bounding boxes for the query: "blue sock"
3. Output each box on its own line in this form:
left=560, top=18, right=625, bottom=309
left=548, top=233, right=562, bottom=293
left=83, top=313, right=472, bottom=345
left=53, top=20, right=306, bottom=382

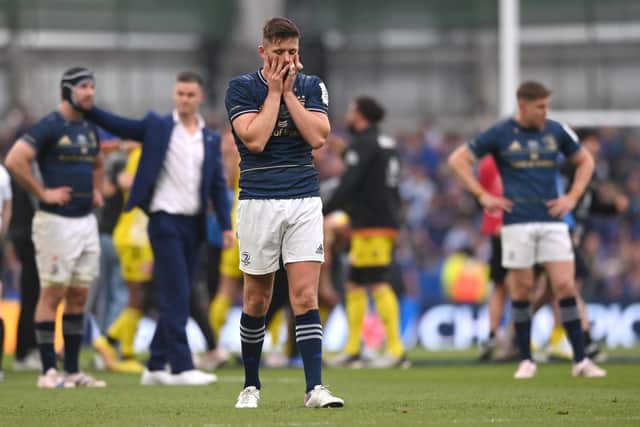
left=35, top=321, right=56, bottom=374
left=295, top=309, right=323, bottom=393
left=511, top=300, right=532, bottom=361
left=559, top=297, right=585, bottom=362
left=63, top=314, right=84, bottom=374
left=240, top=312, right=265, bottom=389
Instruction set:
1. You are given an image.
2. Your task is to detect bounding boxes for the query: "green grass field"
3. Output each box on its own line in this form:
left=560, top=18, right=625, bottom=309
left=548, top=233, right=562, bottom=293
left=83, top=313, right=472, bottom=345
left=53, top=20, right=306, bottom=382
left=1, top=349, right=639, bottom=426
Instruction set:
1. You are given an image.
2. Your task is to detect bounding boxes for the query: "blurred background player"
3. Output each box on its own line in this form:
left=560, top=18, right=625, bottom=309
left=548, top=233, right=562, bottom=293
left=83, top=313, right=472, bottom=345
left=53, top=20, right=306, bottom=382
left=324, top=96, right=408, bottom=369
left=448, top=81, right=606, bottom=379
left=94, top=145, right=152, bottom=374
left=0, top=160, right=12, bottom=381
left=5, top=67, right=106, bottom=388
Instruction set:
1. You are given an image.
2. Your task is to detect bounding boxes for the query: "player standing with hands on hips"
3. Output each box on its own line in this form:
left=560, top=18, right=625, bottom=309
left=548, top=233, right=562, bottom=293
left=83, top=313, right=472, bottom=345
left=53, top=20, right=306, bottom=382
left=448, top=81, right=606, bottom=379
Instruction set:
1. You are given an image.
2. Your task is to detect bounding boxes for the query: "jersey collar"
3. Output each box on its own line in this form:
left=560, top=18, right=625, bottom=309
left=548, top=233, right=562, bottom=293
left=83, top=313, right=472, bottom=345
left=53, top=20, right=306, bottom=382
left=258, top=69, right=268, bottom=86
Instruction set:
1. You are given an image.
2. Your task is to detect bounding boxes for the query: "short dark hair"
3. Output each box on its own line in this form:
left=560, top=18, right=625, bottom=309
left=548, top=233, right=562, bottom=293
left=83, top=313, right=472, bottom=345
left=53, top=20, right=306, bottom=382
left=517, top=81, right=551, bottom=101
left=263, top=17, right=301, bottom=43
left=176, top=70, right=204, bottom=87
left=355, top=96, right=385, bottom=124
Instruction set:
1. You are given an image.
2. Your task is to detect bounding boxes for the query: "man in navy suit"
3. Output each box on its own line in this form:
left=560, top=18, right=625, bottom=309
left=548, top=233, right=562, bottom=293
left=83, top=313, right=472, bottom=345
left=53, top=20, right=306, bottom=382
left=86, top=71, right=234, bottom=386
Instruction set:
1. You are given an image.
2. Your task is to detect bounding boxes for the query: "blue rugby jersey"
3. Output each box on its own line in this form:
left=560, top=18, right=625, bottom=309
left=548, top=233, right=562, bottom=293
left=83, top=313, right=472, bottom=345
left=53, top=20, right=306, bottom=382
left=225, top=70, right=329, bottom=199
left=467, top=118, right=581, bottom=225
left=22, top=111, right=100, bottom=217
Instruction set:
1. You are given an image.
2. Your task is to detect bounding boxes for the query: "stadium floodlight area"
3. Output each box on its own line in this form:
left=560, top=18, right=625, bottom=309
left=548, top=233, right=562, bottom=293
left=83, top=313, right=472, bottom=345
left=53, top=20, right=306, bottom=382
left=550, top=110, right=640, bottom=128
left=500, top=0, right=640, bottom=128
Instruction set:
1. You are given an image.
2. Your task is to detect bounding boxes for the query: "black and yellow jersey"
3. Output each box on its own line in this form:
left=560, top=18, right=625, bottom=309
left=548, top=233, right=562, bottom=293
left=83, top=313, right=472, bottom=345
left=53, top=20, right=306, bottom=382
left=323, top=126, right=401, bottom=231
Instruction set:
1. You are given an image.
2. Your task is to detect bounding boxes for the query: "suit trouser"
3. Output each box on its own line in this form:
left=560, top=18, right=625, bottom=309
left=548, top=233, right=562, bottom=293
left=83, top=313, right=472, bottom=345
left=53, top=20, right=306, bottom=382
left=147, top=212, right=200, bottom=373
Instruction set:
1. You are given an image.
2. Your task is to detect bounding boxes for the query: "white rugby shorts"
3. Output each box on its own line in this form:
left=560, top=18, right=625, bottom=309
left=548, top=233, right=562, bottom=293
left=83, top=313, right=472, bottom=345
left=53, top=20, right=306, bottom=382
left=501, top=222, right=574, bottom=269
left=236, top=197, right=324, bottom=274
left=32, top=210, right=100, bottom=287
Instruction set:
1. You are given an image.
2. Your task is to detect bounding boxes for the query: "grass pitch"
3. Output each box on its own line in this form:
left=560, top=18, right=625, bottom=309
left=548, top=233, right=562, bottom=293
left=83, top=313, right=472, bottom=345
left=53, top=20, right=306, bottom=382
left=0, top=350, right=638, bottom=426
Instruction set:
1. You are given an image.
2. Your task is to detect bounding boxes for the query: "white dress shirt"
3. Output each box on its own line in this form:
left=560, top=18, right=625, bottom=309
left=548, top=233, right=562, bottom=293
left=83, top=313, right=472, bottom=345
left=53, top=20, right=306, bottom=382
left=149, top=110, right=205, bottom=215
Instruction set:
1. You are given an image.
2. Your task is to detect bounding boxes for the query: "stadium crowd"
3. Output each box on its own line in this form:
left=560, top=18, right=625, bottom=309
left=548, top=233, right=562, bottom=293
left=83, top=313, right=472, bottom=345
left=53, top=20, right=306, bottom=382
left=1, top=104, right=639, bottom=311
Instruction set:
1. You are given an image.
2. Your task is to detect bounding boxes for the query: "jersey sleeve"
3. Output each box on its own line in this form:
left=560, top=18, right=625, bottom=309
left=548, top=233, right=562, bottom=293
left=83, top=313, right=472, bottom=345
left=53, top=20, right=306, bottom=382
left=21, top=116, right=56, bottom=153
left=304, top=76, right=329, bottom=114
left=225, top=78, right=260, bottom=122
left=467, top=125, right=499, bottom=159
left=558, top=123, right=581, bottom=158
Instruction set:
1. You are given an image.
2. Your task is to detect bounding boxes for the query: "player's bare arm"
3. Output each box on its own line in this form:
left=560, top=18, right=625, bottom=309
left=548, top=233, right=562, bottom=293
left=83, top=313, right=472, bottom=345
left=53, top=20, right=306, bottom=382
left=547, top=148, right=594, bottom=217
left=5, top=140, right=72, bottom=206
left=283, top=54, right=329, bottom=149
left=232, top=56, right=287, bottom=153
left=448, top=145, right=513, bottom=212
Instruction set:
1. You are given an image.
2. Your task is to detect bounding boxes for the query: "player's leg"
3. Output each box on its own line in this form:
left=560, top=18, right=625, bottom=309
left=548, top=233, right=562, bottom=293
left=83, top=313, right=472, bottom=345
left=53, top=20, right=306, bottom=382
left=479, top=235, right=509, bottom=361
left=235, top=199, right=281, bottom=407
left=101, top=245, right=150, bottom=366
left=501, top=223, right=537, bottom=378
left=34, top=285, right=69, bottom=387
left=32, top=211, right=76, bottom=387
left=210, top=242, right=242, bottom=341
left=539, top=223, right=605, bottom=377
left=359, top=234, right=405, bottom=366
left=508, top=267, right=536, bottom=375
left=573, top=249, right=602, bottom=359
left=235, top=271, right=274, bottom=407
left=63, top=284, right=105, bottom=387
left=282, top=197, right=343, bottom=408
left=64, top=217, right=106, bottom=387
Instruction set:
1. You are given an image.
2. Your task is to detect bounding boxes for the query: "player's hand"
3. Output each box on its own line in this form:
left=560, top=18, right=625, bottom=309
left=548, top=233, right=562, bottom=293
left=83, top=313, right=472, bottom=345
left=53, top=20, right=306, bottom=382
left=546, top=195, right=577, bottom=218
left=92, top=188, right=104, bottom=208
left=263, top=56, right=287, bottom=94
left=283, top=54, right=303, bottom=94
left=478, top=192, right=513, bottom=213
left=221, top=230, right=235, bottom=250
left=41, top=186, right=73, bottom=206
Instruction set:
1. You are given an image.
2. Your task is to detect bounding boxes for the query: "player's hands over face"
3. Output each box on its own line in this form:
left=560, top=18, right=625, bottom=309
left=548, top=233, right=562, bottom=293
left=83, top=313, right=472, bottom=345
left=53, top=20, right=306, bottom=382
left=478, top=193, right=513, bottom=213
left=221, top=230, right=236, bottom=250
left=42, top=186, right=73, bottom=206
left=283, top=54, right=303, bottom=94
left=546, top=195, right=577, bottom=218
left=263, top=56, right=287, bottom=94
